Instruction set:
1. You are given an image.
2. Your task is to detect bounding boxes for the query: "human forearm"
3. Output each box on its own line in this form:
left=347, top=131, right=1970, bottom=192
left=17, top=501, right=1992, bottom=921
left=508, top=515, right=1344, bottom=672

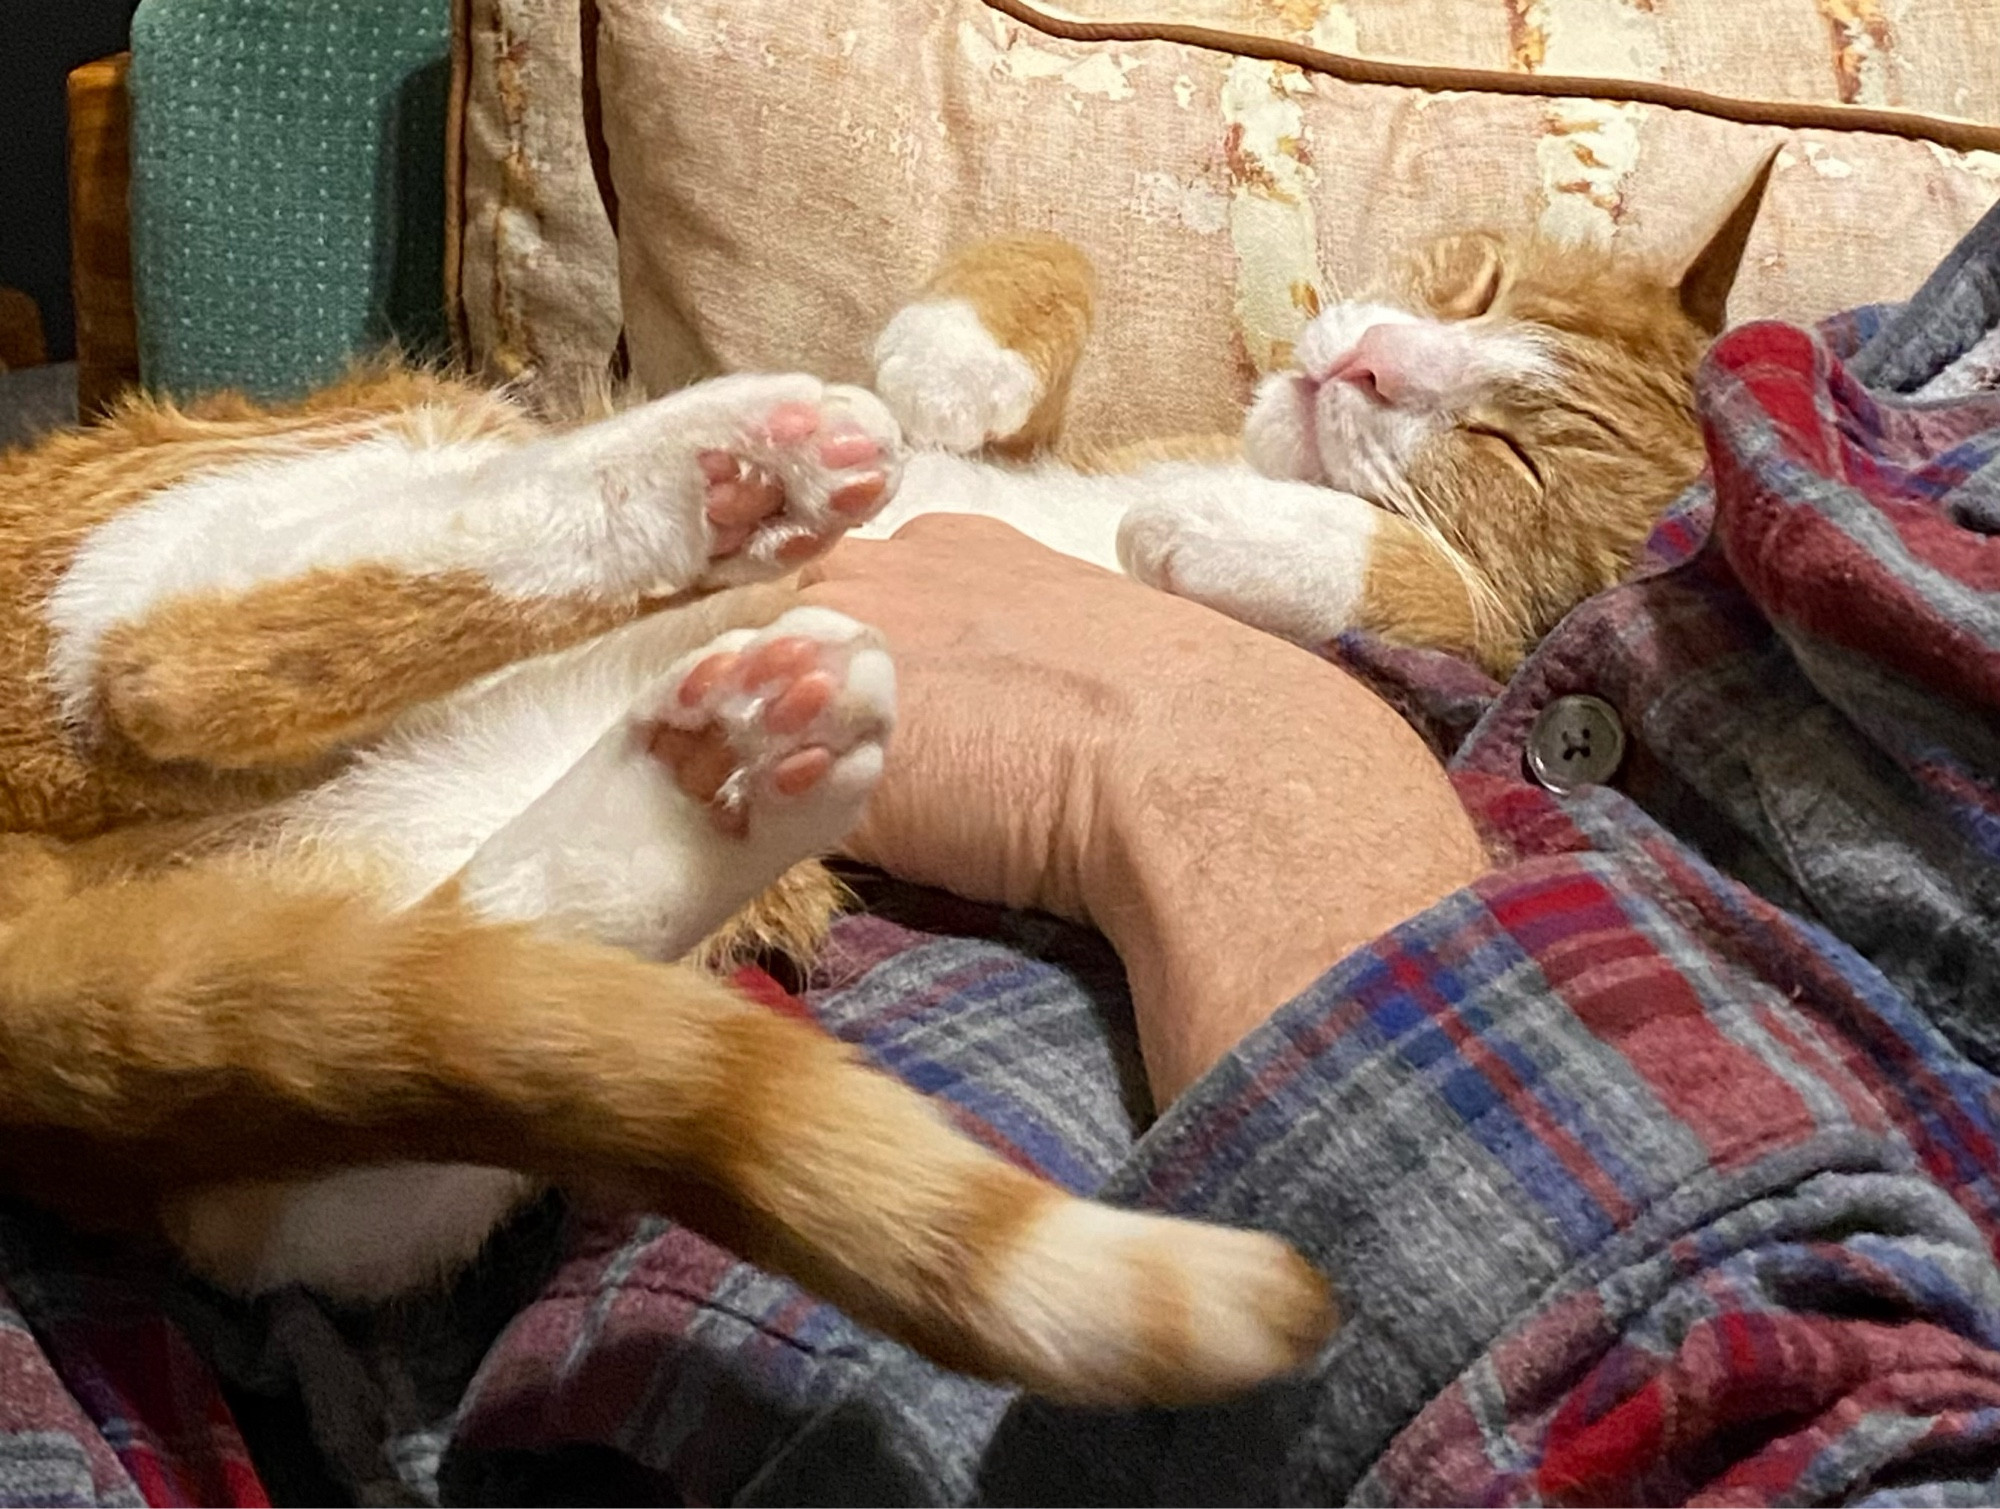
left=1083, top=643, right=1490, bottom=1106
left=798, top=519, right=1490, bottom=1107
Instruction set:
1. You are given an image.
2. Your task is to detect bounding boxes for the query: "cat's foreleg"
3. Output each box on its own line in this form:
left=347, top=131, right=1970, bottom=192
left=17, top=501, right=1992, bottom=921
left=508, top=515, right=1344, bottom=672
left=1114, top=466, right=1384, bottom=642
left=1117, top=470, right=1517, bottom=669
left=49, top=375, right=902, bottom=769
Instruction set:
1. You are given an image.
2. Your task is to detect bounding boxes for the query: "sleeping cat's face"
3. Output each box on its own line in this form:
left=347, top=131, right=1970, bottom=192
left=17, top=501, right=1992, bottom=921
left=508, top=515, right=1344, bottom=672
left=1238, top=156, right=1773, bottom=641
left=1241, top=233, right=1714, bottom=533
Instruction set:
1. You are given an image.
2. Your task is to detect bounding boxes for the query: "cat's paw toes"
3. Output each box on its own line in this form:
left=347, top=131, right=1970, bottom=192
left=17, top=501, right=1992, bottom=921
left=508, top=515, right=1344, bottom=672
left=453, top=608, right=888, bottom=956
left=872, top=299, right=1041, bottom=452
left=693, top=379, right=905, bottom=586
left=646, top=607, right=893, bottom=843
left=1117, top=498, right=1228, bottom=600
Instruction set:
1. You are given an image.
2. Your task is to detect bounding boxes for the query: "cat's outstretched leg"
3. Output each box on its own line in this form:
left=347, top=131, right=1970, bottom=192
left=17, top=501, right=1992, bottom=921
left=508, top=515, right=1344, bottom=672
left=455, top=606, right=891, bottom=959
left=50, top=375, right=901, bottom=768
left=0, top=839, right=1335, bottom=1406
left=873, top=233, right=1093, bottom=457
left=1117, top=477, right=1519, bottom=672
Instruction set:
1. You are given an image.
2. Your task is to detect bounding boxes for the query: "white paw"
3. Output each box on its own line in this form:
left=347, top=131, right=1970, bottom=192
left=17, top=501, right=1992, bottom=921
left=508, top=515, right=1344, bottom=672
left=489, top=375, right=906, bottom=601
left=679, top=376, right=907, bottom=587
left=985, top=1200, right=1337, bottom=1406
left=872, top=298, right=1041, bottom=453
left=1117, top=479, right=1380, bottom=647
left=458, top=607, right=892, bottom=958
left=645, top=606, right=893, bottom=845
left=549, top=373, right=904, bottom=597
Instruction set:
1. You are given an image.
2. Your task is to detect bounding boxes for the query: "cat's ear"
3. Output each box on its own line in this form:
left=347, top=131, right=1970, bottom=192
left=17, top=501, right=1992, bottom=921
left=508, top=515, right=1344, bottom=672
left=1410, top=232, right=1507, bottom=320
left=1674, top=144, right=1780, bottom=335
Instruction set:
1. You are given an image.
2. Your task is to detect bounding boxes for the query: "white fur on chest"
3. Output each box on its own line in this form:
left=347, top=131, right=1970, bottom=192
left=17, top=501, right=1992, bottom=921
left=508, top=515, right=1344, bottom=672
left=854, top=453, right=1125, bottom=571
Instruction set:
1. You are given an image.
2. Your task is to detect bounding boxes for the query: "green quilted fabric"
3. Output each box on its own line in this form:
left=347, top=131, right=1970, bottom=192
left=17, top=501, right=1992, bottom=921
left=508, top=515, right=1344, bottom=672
left=128, top=0, right=452, bottom=400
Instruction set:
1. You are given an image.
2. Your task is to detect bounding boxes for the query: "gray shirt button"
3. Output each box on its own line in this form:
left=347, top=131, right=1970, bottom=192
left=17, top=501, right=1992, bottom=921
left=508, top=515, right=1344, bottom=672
left=1525, top=694, right=1627, bottom=794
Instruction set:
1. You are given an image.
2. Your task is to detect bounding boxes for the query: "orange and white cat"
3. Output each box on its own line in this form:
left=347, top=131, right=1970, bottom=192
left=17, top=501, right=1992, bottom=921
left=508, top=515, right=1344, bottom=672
left=864, top=154, right=1775, bottom=675
left=0, top=367, right=1332, bottom=1406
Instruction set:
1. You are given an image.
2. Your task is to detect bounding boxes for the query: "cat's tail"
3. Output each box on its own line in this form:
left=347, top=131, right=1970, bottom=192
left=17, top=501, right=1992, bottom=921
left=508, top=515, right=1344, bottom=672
left=872, top=233, right=1095, bottom=461
left=0, top=850, right=1334, bottom=1406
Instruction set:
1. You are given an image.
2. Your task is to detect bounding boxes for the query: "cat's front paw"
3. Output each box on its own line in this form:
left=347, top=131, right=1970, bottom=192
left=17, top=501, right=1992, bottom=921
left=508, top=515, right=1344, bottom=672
left=683, top=377, right=905, bottom=587
left=872, top=300, right=1041, bottom=453
left=647, top=607, right=893, bottom=845
left=1118, top=483, right=1381, bottom=648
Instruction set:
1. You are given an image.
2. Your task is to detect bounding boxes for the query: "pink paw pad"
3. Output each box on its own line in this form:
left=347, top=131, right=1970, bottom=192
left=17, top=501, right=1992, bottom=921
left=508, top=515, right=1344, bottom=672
left=763, top=400, right=822, bottom=445
left=652, top=635, right=851, bottom=837
left=694, top=394, right=895, bottom=566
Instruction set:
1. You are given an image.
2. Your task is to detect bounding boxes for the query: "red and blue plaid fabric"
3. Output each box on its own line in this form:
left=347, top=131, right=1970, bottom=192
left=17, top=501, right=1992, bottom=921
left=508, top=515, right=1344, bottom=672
left=3, top=213, right=1998, bottom=1505
left=0, top=1211, right=265, bottom=1507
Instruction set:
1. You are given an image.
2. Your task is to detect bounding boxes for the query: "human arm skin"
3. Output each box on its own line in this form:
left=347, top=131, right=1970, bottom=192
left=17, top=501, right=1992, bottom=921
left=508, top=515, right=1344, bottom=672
left=800, top=516, right=1490, bottom=1105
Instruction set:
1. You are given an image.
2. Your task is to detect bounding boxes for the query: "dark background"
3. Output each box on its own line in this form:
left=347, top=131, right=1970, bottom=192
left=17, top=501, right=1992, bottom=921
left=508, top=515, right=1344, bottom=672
left=2, top=0, right=144, bottom=362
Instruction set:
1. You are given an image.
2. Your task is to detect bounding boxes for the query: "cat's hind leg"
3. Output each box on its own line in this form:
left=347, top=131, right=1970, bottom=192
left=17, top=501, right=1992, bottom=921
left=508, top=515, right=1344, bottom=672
left=279, top=593, right=878, bottom=960
left=52, top=375, right=902, bottom=769
left=452, top=605, right=891, bottom=960
left=187, top=601, right=891, bottom=1303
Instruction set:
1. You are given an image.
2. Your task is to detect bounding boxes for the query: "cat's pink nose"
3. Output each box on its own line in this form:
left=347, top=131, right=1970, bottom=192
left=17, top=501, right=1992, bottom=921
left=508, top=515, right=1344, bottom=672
left=1319, top=322, right=1467, bottom=408
left=1322, top=337, right=1389, bottom=404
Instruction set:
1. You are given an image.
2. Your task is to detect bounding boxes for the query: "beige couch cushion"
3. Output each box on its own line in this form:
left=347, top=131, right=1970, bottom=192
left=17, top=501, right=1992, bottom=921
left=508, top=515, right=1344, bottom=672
left=451, top=0, right=622, bottom=395
left=451, top=0, right=2000, bottom=443
left=1029, top=0, right=2000, bottom=118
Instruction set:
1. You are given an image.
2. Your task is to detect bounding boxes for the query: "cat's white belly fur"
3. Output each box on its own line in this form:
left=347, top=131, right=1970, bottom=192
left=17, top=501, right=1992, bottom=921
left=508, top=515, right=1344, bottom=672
left=168, top=1165, right=539, bottom=1302
left=861, top=452, right=1350, bottom=579
left=857, top=452, right=1132, bottom=571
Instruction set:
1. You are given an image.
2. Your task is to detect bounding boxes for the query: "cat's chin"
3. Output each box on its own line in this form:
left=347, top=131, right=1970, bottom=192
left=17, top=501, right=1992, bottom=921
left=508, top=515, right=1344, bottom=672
left=1241, top=360, right=1429, bottom=502
left=1308, top=382, right=1434, bottom=505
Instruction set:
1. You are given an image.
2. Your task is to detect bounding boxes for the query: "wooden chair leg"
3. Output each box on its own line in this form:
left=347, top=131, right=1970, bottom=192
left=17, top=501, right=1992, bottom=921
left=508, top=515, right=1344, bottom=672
left=0, top=289, right=47, bottom=371
left=68, top=53, right=140, bottom=419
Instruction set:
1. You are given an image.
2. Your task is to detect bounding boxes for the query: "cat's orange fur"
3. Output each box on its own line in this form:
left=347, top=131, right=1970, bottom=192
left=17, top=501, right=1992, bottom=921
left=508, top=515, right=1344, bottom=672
left=0, top=372, right=1335, bottom=1405
left=1371, top=167, right=1766, bottom=671
left=2, top=370, right=838, bottom=961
